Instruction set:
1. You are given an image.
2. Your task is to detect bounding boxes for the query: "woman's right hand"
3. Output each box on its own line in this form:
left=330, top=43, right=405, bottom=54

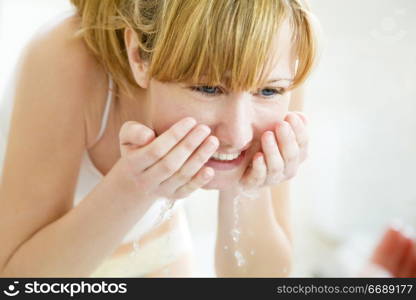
left=117, top=117, right=219, bottom=203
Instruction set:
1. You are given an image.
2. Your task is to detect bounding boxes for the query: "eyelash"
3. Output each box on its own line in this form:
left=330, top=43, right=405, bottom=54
left=189, top=86, right=286, bottom=99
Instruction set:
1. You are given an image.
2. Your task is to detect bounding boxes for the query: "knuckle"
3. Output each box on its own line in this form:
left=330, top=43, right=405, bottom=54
left=161, top=159, right=176, bottom=174
left=182, top=138, right=198, bottom=152
left=195, top=150, right=208, bottom=163
left=177, top=168, right=192, bottom=181
left=123, top=155, right=140, bottom=176
left=172, top=126, right=186, bottom=141
left=149, top=147, right=164, bottom=160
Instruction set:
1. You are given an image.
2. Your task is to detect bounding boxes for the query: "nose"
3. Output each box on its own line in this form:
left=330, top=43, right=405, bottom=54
left=213, top=94, right=253, bottom=152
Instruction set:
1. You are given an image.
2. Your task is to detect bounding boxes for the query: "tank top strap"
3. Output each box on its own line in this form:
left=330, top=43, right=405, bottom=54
left=91, top=74, right=114, bottom=146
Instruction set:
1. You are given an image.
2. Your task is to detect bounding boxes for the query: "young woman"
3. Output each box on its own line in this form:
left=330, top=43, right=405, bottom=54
left=0, top=0, right=319, bottom=277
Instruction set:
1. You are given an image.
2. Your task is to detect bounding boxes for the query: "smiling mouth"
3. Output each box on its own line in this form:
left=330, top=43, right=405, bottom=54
left=206, top=150, right=247, bottom=171
left=210, top=151, right=242, bottom=161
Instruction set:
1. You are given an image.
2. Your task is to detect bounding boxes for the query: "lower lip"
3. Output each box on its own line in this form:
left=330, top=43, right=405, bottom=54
left=205, top=150, right=246, bottom=171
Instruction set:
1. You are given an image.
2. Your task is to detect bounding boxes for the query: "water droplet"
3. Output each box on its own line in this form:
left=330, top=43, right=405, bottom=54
left=249, top=249, right=255, bottom=256
left=223, top=245, right=229, bottom=251
left=230, top=228, right=240, bottom=243
left=130, top=239, right=140, bottom=257
left=234, top=250, right=246, bottom=267
left=231, top=195, right=241, bottom=243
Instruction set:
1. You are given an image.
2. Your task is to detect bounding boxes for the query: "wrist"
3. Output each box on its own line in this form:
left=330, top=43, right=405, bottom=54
left=107, top=158, right=156, bottom=210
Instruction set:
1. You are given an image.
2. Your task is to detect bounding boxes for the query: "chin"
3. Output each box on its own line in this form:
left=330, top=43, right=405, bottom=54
left=201, top=153, right=253, bottom=191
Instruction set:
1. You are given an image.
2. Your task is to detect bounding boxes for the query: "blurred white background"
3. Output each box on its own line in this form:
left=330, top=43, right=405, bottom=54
left=0, top=0, right=415, bottom=277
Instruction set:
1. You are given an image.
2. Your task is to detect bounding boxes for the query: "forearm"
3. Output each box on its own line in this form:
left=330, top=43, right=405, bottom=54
left=2, top=161, right=155, bottom=277
left=215, top=186, right=292, bottom=277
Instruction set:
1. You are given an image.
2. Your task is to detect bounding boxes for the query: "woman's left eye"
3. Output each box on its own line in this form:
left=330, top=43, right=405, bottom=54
left=257, top=88, right=284, bottom=98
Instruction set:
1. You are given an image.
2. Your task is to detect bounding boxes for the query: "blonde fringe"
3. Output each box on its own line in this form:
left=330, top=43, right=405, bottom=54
left=69, top=0, right=321, bottom=98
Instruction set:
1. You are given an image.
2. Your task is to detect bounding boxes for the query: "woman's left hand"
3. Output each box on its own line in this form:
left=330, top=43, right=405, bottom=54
left=239, top=111, right=309, bottom=191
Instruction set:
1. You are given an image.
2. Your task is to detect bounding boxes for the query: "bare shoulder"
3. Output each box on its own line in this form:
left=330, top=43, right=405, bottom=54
left=21, top=13, right=110, bottom=146
left=0, top=14, right=108, bottom=270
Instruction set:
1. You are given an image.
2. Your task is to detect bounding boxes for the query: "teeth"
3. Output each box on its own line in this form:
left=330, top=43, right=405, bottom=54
left=211, top=152, right=241, bottom=161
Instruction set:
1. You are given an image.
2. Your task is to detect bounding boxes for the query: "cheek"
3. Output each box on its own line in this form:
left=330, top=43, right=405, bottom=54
left=150, top=93, right=215, bottom=135
left=149, top=91, right=192, bottom=135
left=253, top=103, right=288, bottom=132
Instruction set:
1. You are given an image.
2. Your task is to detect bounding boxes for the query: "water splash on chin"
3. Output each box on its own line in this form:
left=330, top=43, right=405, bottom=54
left=231, top=192, right=245, bottom=267
left=228, top=187, right=261, bottom=267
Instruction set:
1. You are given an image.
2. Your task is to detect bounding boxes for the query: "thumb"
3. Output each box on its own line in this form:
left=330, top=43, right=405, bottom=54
left=119, top=121, right=155, bottom=156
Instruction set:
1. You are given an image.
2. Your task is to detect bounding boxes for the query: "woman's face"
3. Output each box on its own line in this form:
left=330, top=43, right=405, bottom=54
left=129, top=21, right=296, bottom=190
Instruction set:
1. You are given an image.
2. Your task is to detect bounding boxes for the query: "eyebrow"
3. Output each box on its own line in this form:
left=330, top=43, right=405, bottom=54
left=266, top=78, right=293, bottom=83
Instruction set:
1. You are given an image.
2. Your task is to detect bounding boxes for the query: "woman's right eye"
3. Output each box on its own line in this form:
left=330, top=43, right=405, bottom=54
left=190, top=86, right=223, bottom=96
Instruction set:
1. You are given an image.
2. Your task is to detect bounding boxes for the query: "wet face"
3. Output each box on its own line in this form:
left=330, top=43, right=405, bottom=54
left=128, top=20, right=297, bottom=191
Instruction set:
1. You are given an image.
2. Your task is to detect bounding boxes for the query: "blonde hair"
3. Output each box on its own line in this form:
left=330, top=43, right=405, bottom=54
left=70, top=0, right=320, bottom=97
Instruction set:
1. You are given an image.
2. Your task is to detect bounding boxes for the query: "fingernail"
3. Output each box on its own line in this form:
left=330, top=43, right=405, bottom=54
left=203, top=168, right=213, bottom=179
left=205, top=136, right=218, bottom=151
left=183, top=117, right=197, bottom=129
left=197, top=124, right=211, bottom=135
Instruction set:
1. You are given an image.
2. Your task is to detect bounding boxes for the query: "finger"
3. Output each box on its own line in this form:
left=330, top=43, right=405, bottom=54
left=275, top=121, right=299, bottom=179
left=129, top=117, right=197, bottom=170
left=159, top=135, right=219, bottom=193
left=286, top=112, right=309, bottom=162
left=119, top=121, right=155, bottom=156
left=241, top=153, right=267, bottom=189
left=144, top=124, right=211, bottom=182
left=261, top=131, right=284, bottom=185
left=294, top=111, right=309, bottom=126
left=173, top=167, right=215, bottom=199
